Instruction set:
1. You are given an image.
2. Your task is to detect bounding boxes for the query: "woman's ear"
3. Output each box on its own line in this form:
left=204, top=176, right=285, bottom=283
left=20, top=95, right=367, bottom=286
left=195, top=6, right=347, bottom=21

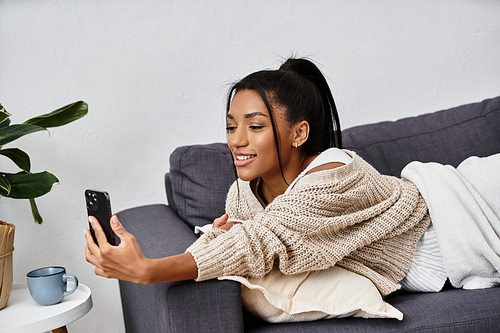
left=292, top=120, right=310, bottom=148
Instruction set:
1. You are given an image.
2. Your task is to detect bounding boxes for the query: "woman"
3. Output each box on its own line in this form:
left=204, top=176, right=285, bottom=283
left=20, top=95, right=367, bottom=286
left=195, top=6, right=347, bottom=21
left=84, top=58, right=435, bottom=296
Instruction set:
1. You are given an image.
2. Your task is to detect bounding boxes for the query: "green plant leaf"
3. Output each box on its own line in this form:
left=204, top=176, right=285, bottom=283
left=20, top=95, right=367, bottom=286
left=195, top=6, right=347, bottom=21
left=0, top=148, right=31, bottom=172
left=0, top=123, right=46, bottom=147
left=2, top=171, right=59, bottom=199
left=23, top=101, right=88, bottom=128
left=0, top=118, right=11, bottom=128
left=29, top=198, right=43, bottom=224
left=0, top=103, right=11, bottom=124
left=0, top=174, right=11, bottom=196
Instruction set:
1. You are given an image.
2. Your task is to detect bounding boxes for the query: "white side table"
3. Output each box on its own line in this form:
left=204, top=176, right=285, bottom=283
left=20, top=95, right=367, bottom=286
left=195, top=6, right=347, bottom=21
left=0, top=283, right=92, bottom=333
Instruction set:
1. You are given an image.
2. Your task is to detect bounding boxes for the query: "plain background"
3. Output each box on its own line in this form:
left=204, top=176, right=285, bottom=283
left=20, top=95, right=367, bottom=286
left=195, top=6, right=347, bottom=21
left=1, top=1, right=499, bottom=331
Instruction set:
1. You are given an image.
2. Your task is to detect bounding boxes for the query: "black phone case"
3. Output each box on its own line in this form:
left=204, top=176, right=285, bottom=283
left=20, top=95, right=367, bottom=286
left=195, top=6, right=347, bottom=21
left=85, top=189, right=116, bottom=246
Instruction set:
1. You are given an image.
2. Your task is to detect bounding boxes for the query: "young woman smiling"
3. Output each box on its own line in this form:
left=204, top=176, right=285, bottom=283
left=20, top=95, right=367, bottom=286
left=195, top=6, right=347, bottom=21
left=85, top=58, right=434, bottom=296
left=226, top=89, right=316, bottom=205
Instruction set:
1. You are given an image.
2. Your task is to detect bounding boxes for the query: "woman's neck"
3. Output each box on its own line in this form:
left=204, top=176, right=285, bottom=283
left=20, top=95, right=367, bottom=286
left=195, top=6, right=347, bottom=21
left=257, top=178, right=287, bottom=206
left=256, top=153, right=318, bottom=206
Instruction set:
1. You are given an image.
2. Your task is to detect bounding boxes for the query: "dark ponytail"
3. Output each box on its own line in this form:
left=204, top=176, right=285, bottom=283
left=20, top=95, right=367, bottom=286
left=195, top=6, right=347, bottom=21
left=279, top=58, right=342, bottom=150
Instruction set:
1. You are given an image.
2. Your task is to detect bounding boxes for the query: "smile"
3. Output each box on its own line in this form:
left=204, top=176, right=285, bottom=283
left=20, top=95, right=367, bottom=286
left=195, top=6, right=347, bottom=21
left=236, top=155, right=256, bottom=161
left=233, top=154, right=257, bottom=167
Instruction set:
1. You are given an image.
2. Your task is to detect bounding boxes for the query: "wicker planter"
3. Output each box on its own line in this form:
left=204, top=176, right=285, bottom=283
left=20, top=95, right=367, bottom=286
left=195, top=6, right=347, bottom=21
left=0, top=221, right=15, bottom=310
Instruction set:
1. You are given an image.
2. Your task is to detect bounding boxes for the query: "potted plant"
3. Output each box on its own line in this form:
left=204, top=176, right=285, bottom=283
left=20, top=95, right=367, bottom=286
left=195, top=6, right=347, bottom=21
left=0, top=101, right=88, bottom=309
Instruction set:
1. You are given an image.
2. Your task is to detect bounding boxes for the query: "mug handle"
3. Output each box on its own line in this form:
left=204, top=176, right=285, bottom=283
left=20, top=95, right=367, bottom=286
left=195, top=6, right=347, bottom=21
left=62, top=274, right=79, bottom=297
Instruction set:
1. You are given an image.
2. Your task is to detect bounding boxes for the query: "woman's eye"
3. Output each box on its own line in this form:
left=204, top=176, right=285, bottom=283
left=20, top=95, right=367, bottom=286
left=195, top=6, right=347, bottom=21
left=250, top=126, right=264, bottom=131
left=226, top=126, right=237, bottom=133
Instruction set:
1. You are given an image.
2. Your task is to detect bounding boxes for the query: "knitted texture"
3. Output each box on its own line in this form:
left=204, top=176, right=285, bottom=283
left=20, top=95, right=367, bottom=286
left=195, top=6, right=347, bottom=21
left=186, top=151, right=430, bottom=296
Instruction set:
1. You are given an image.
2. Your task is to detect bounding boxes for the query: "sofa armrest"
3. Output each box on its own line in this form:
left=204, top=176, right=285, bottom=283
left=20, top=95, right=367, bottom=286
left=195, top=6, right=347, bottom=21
left=116, top=204, right=244, bottom=333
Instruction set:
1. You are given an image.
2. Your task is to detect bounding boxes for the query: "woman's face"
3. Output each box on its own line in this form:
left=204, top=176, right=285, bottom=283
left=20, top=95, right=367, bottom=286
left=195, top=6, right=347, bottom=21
left=226, top=89, right=293, bottom=183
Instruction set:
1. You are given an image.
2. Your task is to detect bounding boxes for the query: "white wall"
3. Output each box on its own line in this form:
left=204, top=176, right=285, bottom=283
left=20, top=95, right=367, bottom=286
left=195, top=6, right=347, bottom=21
left=1, top=1, right=499, bottom=331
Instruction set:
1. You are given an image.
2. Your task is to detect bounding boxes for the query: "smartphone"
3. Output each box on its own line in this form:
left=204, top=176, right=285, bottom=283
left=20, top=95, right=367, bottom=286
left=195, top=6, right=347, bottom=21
left=85, top=189, right=116, bottom=246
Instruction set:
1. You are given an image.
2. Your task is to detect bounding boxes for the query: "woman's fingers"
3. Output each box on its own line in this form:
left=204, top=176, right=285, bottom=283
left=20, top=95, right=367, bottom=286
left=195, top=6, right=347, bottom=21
left=84, top=215, right=149, bottom=284
left=213, top=214, right=229, bottom=228
left=218, top=221, right=242, bottom=231
left=88, top=216, right=109, bottom=247
left=84, top=228, right=100, bottom=260
left=213, top=214, right=243, bottom=231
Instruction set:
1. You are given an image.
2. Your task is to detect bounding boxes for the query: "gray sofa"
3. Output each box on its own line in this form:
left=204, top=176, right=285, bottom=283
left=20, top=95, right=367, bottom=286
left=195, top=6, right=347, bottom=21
left=117, top=96, right=500, bottom=332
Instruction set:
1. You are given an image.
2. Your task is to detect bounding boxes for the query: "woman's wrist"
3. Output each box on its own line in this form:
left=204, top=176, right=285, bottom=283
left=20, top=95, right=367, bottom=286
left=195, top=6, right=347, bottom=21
left=139, top=258, right=156, bottom=285
left=141, top=253, right=198, bottom=284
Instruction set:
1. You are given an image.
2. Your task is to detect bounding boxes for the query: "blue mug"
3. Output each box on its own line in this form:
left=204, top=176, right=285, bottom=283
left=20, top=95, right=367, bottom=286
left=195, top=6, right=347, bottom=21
left=26, top=266, right=79, bottom=306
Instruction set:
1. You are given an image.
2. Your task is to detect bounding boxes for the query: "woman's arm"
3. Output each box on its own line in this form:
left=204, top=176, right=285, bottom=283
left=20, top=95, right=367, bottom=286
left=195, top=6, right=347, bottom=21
left=84, top=215, right=198, bottom=284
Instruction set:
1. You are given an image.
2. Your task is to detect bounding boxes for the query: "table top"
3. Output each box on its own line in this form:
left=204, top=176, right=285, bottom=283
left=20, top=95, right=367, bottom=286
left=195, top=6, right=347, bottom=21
left=0, top=283, right=92, bottom=333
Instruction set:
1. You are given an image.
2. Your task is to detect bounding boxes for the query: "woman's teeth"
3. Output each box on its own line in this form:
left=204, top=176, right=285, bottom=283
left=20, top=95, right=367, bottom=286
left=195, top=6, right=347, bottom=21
left=236, top=155, right=256, bottom=161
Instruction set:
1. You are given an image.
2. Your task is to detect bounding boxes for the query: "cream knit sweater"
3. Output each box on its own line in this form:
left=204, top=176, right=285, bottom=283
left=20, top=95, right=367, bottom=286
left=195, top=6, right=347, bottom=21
left=186, top=151, right=430, bottom=296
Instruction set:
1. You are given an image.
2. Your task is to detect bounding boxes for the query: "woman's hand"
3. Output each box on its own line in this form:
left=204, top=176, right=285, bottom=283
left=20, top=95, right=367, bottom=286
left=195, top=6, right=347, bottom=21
left=85, top=216, right=198, bottom=284
left=212, top=214, right=242, bottom=231
left=84, top=215, right=150, bottom=284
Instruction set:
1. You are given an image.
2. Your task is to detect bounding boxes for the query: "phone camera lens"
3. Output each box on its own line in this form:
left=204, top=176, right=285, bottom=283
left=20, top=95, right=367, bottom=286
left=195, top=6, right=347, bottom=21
left=86, top=191, right=98, bottom=212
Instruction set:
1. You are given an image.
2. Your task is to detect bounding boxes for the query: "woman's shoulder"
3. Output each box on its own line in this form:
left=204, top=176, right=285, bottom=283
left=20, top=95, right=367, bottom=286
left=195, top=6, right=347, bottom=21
left=305, top=148, right=353, bottom=174
left=289, top=150, right=366, bottom=191
left=305, top=161, right=345, bottom=175
left=284, top=149, right=356, bottom=191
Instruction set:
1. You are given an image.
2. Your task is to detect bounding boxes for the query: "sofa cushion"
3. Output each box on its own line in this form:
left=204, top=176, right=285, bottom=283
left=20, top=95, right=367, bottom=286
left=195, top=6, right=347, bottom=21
left=244, top=286, right=500, bottom=332
left=220, top=265, right=403, bottom=323
left=343, top=96, right=500, bottom=177
left=168, top=143, right=236, bottom=229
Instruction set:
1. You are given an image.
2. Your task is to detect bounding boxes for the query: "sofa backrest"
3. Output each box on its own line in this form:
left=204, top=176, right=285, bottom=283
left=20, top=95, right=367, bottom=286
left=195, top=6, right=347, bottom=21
left=343, top=96, right=500, bottom=176
left=167, top=96, right=500, bottom=229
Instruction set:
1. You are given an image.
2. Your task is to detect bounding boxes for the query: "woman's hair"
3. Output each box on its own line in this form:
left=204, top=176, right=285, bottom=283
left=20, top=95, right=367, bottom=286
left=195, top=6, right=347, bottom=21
left=226, top=58, right=342, bottom=183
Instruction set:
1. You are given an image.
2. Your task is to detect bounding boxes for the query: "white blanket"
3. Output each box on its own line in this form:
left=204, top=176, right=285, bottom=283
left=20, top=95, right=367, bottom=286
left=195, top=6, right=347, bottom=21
left=401, top=153, right=500, bottom=289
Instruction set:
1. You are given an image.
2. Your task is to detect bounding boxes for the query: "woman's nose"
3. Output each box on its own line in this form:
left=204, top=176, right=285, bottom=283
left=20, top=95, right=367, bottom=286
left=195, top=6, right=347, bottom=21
left=228, top=127, right=248, bottom=148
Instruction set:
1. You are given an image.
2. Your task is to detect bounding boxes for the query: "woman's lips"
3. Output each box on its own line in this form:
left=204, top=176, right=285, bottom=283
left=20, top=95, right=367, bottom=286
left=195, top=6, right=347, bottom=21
left=234, top=154, right=257, bottom=167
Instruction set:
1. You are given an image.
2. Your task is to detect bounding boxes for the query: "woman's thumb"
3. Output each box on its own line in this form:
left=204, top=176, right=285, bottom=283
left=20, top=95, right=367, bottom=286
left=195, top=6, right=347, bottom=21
left=110, top=215, right=125, bottom=234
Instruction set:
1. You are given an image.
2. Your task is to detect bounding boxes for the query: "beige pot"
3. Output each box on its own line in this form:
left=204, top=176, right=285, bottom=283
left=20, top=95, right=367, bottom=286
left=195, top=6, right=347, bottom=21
left=0, top=221, right=15, bottom=310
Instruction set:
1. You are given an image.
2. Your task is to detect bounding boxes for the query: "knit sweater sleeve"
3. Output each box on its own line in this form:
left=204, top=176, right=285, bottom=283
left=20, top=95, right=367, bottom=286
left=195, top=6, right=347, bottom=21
left=186, top=153, right=428, bottom=285
left=186, top=180, right=294, bottom=281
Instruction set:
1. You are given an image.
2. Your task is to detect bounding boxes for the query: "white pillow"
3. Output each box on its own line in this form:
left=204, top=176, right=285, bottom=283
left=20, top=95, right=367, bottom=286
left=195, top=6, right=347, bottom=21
left=219, top=265, right=403, bottom=323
